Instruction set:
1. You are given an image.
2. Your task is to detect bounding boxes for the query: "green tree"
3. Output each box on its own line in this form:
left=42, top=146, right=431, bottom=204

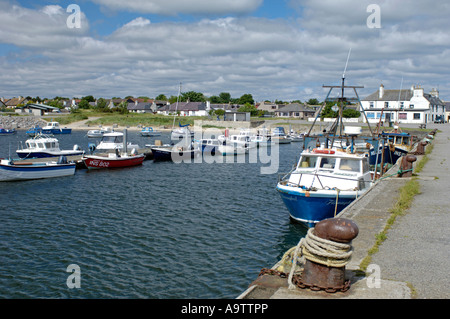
left=181, top=91, right=206, bottom=102
left=307, top=98, right=319, bottom=105
left=342, top=108, right=361, bottom=118
left=82, top=95, right=95, bottom=103
left=96, top=98, right=107, bottom=110
left=78, top=99, right=90, bottom=109
left=238, top=102, right=258, bottom=116
left=155, top=94, right=167, bottom=101
left=238, top=94, right=254, bottom=105
left=219, top=92, right=231, bottom=103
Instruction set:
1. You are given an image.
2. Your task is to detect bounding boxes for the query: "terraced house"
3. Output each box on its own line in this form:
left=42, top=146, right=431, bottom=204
left=360, top=84, right=446, bottom=124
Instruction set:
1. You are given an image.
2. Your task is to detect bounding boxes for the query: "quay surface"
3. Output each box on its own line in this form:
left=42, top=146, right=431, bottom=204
left=240, top=123, right=449, bottom=299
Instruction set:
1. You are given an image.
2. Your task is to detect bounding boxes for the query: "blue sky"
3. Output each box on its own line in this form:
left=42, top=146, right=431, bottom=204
left=1, top=0, right=449, bottom=101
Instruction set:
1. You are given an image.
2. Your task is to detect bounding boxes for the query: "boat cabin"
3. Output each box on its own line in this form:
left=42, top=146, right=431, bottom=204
left=25, top=137, right=60, bottom=151
left=287, top=149, right=372, bottom=191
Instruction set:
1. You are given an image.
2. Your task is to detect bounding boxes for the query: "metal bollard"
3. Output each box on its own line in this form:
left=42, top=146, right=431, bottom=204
left=414, top=141, right=427, bottom=155
left=301, top=218, right=358, bottom=292
left=398, top=155, right=417, bottom=177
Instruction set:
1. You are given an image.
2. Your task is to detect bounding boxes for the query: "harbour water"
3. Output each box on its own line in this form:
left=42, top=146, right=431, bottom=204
left=0, top=130, right=307, bottom=298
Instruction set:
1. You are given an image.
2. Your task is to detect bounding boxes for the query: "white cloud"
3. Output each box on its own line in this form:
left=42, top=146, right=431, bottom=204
left=0, top=1, right=449, bottom=102
left=90, top=0, right=263, bottom=15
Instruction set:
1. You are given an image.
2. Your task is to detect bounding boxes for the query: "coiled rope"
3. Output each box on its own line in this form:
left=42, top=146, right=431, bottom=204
left=277, top=228, right=354, bottom=290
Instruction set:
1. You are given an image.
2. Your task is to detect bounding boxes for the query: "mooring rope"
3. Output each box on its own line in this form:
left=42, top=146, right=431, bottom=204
left=281, top=228, right=354, bottom=290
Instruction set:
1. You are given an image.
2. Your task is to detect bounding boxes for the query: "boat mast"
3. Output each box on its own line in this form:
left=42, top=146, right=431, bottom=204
left=172, top=82, right=182, bottom=130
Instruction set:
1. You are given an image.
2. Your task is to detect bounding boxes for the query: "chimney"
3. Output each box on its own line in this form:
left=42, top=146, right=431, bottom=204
left=379, top=84, right=384, bottom=99
left=413, top=85, right=424, bottom=97
left=430, top=88, right=439, bottom=98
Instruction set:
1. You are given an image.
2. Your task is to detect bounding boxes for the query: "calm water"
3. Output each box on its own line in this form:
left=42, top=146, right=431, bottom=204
left=0, top=130, right=307, bottom=298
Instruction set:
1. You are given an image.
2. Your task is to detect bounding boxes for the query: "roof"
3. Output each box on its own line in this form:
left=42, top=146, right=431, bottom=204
left=275, top=103, right=315, bottom=113
left=127, top=102, right=152, bottom=111
left=5, top=97, right=26, bottom=106
left=362, top=90, right=413, bottom=101
left=22, top=103, right=60, bottom=111
left=162, top=101, right=207, bottom=112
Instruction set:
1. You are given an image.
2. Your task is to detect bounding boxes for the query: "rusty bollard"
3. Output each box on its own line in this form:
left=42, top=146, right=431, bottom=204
left=300, top=218, right=358, bottom=292
left=398, top=155, right=417, bottom=177
left=414, top=141, right=427, bottom=155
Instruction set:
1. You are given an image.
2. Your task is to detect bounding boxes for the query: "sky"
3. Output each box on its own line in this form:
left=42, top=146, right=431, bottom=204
left=1, top=0, right=449, bottom=102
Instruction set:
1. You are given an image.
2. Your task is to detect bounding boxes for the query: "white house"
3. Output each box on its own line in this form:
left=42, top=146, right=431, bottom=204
left=360, top=84, right=446, bottom=124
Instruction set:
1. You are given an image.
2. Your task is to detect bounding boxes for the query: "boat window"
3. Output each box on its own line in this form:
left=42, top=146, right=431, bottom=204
left=319, top=157, right=336, bottom=170
left=45, top=142, right=52, bottom=148
left=339, top=159, right=360, bottom=172
left=38, top=143, right=44, bottom=148
left=299, top=156, right=317, bottom=169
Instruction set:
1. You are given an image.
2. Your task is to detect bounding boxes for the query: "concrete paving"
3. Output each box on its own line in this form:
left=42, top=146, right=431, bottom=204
left=240, top=124, right=449, bottom=299
left=369, top=124, right=450, bottom=299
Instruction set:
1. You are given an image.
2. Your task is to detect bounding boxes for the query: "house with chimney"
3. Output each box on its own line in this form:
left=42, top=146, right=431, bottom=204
left=360, top=84, right=446, bottom=124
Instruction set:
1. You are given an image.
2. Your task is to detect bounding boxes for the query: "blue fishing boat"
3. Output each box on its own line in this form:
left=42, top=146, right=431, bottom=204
left=277, top=53, right=376, bottom=227
left=369, top=130, right=412, bottom=165
left=0, top=128, right=16, bottom=135
left=41, top=121, right=71, bottom=134
left=276, top=147, right=373, bottom=227
left=26, top=125, right=42, bottom=136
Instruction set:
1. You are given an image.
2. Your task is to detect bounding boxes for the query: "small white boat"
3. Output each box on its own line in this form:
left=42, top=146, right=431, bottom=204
left=141, top=127, right=161, bottom=137
left=16, top=134, right=84, bottom=159
left=95, top=132, right=140, bottom=151
left=0, top=157, right=76, bottom=182
left=87, top=127, right=112, bottom=138
left=271, top=127, right=291, bottom=144
left=171, top=125, right=194, bottom=140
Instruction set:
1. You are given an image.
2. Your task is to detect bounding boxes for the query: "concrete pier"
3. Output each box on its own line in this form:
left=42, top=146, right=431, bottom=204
left=240, top=124, right=450, bottom=299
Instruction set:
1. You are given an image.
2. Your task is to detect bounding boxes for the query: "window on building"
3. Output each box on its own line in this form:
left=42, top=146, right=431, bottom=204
left=384, top=102, right=389, bottom=108
left=413, top=113, right=421, bottom=120
left=399, top=113, right=407, bottom=120
left=410, top=104, right=414, bottom=109
left=400, top=102, right=404, bottom=109
left=370, top=102, right=374, bottom=108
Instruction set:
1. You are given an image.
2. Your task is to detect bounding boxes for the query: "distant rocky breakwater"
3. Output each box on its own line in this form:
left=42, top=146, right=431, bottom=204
left=0, top=115, right=47, bottom=129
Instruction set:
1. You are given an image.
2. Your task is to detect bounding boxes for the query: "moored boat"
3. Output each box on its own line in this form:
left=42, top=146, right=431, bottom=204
left=87, top=127, right=112, bottom=138
left=0, top=157, right=76, bottom=182
left=151, top=143, right=200, bottom=162
left=271, top=127, right=291, bottom=144
left=42, top=121, right=71, bottom=134
left=95, top=131, right=140, bottom=151
left=369, top=129, right=413, bottom=165
left=16, top=134, right=84, bottom=159
left=0, top=128, right=16, bottom=135
left=276, top=147, right=372, bottom=227
left=141, top=127, right=161, bottom=137
left=82, top=151, right=145, bottom=169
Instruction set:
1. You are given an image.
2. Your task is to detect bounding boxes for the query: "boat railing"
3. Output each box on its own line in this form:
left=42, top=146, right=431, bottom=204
left=278, top=169, right=371, bottom=190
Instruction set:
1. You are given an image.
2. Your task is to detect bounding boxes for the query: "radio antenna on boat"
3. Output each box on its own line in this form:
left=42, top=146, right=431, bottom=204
left=343, top=48, right=352, bottom=80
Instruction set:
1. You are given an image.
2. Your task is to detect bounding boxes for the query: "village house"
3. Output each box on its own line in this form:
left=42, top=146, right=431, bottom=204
left=274, top=103, right=316, bottom=119
left=15, top=103, right=60, bottom=116
left=360, top=84, right=446, bottom=124
left=158, top=101, right=210, bottom=116
left=256, top=101, right=285, bottom=114
left=3, top=96, right=29, bottom=108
